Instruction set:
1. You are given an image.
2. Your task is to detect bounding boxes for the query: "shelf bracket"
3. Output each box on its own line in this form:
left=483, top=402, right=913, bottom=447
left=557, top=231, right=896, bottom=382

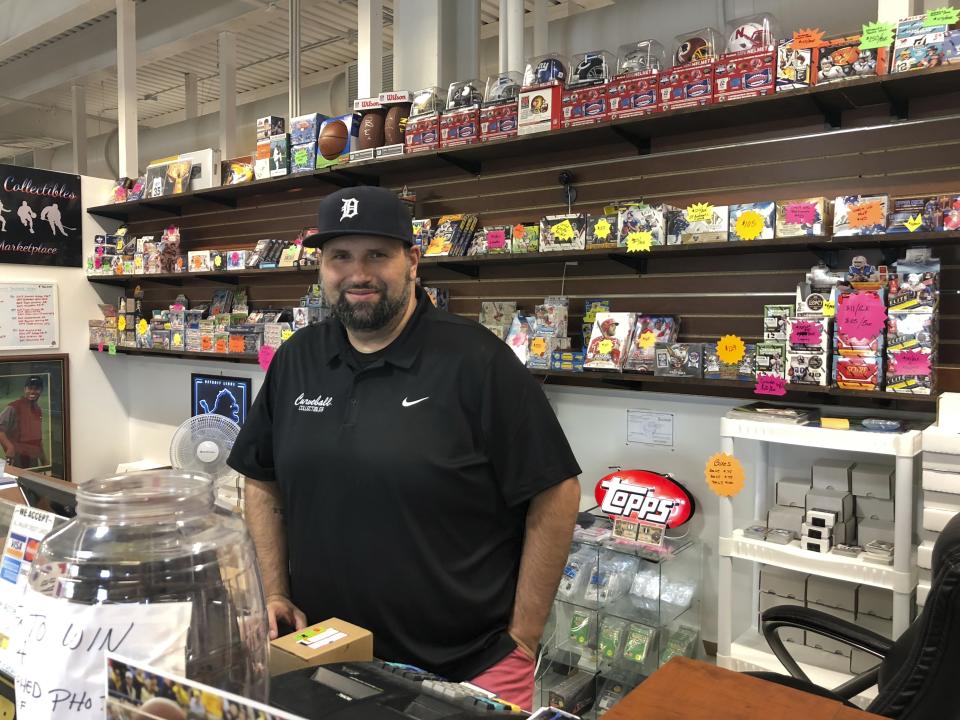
left=438, top=153, right=481, bottom=175
left=610, top=125, right=652, bottom=155
left=140, top=202, right=182, bottom=217
left=810, top=95, right=842, bottom=129
left=880, top=84, right=910, bottom=121
left=810, top=246, right=840, bottom=267
left=436, top=262, right=480, bottom=278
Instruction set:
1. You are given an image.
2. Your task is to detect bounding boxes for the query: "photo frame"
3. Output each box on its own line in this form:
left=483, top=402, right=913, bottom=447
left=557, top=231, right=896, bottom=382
left=191, top=373, right=252, bottom=427
left=0, top=354, right=69, bottom=482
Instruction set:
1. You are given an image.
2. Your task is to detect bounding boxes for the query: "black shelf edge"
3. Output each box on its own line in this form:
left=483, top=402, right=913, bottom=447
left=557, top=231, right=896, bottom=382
left=90, top=345, right=259, bottom=364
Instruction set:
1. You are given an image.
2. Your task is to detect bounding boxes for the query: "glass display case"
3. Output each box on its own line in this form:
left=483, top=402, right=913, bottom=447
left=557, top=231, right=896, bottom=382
left=536, top=519, right=701, bottom=717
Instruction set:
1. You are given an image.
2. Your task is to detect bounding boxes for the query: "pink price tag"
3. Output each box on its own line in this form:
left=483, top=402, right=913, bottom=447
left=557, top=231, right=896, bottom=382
left=784, top=202, right=818, bottom=226
left=837, top=293, right=886, bottom=338
left=790, top=320, right=822, bottom=346
left=891, top=350, right=931, bottom=375
left=754, top=374, right=787, bottom=396
left=258, top=345, right=276, bottom=371
left=486, top=229, right=507, bottom=250
left=97, top=342, right=104, bottom=353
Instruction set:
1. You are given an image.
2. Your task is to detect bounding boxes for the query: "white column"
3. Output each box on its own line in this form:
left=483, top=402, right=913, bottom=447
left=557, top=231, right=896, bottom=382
left=32, top=149, right=54, bottom=170
left=456, top=0, right=480, bottom=82
left=116, top=0, right=138, bottom=179
left=71, top=84, right=87, bottom=175
left=506, top=0, right=524, bottom=75
left=393, top=0, right=441, bottom=90
left=219, top=31, right=237, bottom=162
left=498, top=0, right=509, bottom=72
left=289, top=0, right=302, bottom=118
left=532, top=0, right=548, bottom=57
left=877, top=0, right=913, bottom=21
left=184, top=73, right=198, bottom=120
left=358, top=0, right=383, bottom=98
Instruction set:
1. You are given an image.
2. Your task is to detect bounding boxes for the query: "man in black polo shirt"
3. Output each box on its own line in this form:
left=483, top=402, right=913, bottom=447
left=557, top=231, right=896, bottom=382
left=228, top=186, right=581, bottom=709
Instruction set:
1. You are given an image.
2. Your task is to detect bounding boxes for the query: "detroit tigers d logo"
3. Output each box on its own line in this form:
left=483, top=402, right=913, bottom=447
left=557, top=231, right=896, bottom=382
left=340, top=198, right=359, bottom=220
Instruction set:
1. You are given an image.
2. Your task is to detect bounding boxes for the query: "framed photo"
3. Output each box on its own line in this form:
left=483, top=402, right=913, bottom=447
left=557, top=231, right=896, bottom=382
left=191, top=373, right=252, bottom=426
left=0, top=354, right=69, bottom=481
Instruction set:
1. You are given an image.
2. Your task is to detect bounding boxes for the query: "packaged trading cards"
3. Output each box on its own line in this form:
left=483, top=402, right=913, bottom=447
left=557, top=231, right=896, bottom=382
left=411, top=218, right=432, bottom=252
left=776, top=40, right=815, bottom=91
left=764, top=304, right=792, bottom=341
left=886, top=312, right=935, bottom=352
left=540, top=213, right=586, bottom=252
left=483, top=225, right=512, bottom=254
left=755, top=342, right=786, bottom=379
left=888, top=251, right=940, bottom=312
left=511, top=223, right=540, bottom=253
left=585, top=312, right=635, bottom=370
left=787, top=350, right=830, bottom=386
left=787, top=316, right=831, bottom=352
left=817, top=34, right=890, bottom=84
left=585, top=212, right=620, bottom=249
left=624, top=315, right=679, bottom=373
left=940, top=195, right=960, bottom=231
left=618, top=202, right=666, bottom=247
left=886, top=195, right=942, bottom=233
left=776, top=197, right=827, bottom=237
left=834, top=355, right=882, bottom=391
left=886, top=349, right=934, bottom=395
left=729, top=201, right=775, bottom=241
left=654, top=343, right=704, bottom=378
left=892, top=14, right=952, bottom=73
left=535, top=299, right=569, bottom=336
left=666, top=204, right=729, bottom=244
left=833, top=195, right=889, bottom=236
left=622, top=623, right=656, bottom=664
left=479, top=301, right=516, bottom=327
left=505, top=314, right=534, bottom=366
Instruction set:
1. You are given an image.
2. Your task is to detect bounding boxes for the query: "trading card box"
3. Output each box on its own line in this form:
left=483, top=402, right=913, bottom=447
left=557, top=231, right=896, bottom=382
left=257, top=115, right=284, bottom=141
left=551, top=350, right=585, bottom=372
left=667, top=204, right=729, bottom=244
left=511, top=223, right=540, bottom=253
left=776, top=40, right=816, bottom=92
left=404, top=112, right=440, bottom=153
left=738, top=344, right=757, bottom=381
left=833, top=195, right=889, bottom=236
left=845, top=256, right=886, bottom=289
left=222, top=155, right=255, bottom=185
left=659, top=59, right=715, bottom=111
left=480, top=301, right=517, bottom=326
left=254, top=139, right=271, bottom=180
left=518, top=84, right=563, bottom=135
left=886, top=195, right=942, bottom=233
left=624, top=315, right=679, bottom=373
left=817, top=34, right=890, bottom=85
left=535, top=300, right=569, bottom=337
left=756, top=342, right=787, bottom=379
left=941, top=194, right=960, bottom=231
left=788, top=316, right=832, bottom=352
left=540, top=213, right=587, bottom=252
left=188, top=250, right=212, bottom=272
left=764, top=304, right=792, bottom=342
left=947, top=29, right=960, bottom=64
left=729, top=201, right=775, bottom=241
left=654, top=343, right=704, bottom=378
left=439, top=107, right=480, bottom=148
left=585, top=212, right=620, bottom=250
left=714, top=48, right=776, bottom=102
left=290, top=142, right=316, bottom=174
left=776, top=197, right=828, bottom=237
left=703, top=343, right=756, bottom=380
left=479, top=102, right=518, bottom=141
left=561, top=82, right=610, bottom=128
left=290, top=113, right=324, bottom=144
left=886, top=348, right=934, bottom=394
left=888, top=255, right=940, bottom=312
left=412, top=218, right=432, bottom=252
left=269, top=133, right=289, bottom=177
left=886, top=312, right=935, bottom=352
left=787, top=350, right=830, bottom=386
left=892, top=15, right=952, bottom=73
left=527, top=336, right=556, bottom=369
left=585, top=312, right=635, bottom=370
left=607, top=70, right=660, bottom=119
left=618, top=203, right=666, bottom=247
left=483, top=225, right=512, bottom=254
left=834, top=355, right=882, bottom=391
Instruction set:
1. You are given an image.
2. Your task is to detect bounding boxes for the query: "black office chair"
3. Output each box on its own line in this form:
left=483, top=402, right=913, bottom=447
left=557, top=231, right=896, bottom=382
left=755, top=511, right=960, bottom=719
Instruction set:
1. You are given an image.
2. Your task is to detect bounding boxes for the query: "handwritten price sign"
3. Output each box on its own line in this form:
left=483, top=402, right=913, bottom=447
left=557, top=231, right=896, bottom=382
left=791, top=27, right=826, bottom=49
left=847, top=200, right=885, bottom=228
left=551, top=219, right=576, bottom=242
left=859, top=21, right=896, bottom=50
left=638, top=331, right=657, bottom=349
left=925, top=6, right=960, bottom=26
left=685, top=202, right=715, bottom=223
left=755, top=374, right=787, bottom=396
left=486, top=229, right=507, bottom=250
left=716, top=334, right=746, bottom=364
left=891, top=350, right=932, bottom=375
left=593, top=218, right=613, bottom=240
left=837, top=292, right=887, bottom=338
left=784, top=202, right=818, bottom=226
left=734, top=210, right=765, bottom=241
left=790, top=320, right=822, bottom=346
left=626, top=231, right=653, bottom=253
left=705, top=452, right=746, bottom=497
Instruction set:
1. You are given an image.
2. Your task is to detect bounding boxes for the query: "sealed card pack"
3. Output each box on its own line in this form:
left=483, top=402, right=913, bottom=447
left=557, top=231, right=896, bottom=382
left=654, top=343, right=703, bottom=378
left=540, top=213, right=587, bottom=251
left=624, top=315, right=679, bottom=373
left=618, top=203, right=665, bottom=247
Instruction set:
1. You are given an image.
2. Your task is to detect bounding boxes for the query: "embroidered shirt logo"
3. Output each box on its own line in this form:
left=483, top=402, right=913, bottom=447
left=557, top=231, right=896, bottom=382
left=340, top=198, right=359, bottom=220
left=295, top=393, right=334, bottom=413
left=402, top=396, right=429, bottom=407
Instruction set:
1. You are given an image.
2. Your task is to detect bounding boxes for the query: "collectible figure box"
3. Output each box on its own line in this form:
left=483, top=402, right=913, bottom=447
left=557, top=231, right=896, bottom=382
left=254, top=139, right=271, bottom=180
left=892, top=15, right=955, bottom=73
left=257, top=115, right=284, bottom=141
left=654, top=343, right=704, bottom=378
left=729, top=201, right=775, bottom=241
left=788, top=316, right=831, bottom=352
left=585, top=312, right=635, bottom=370
left=776, top=40, right=816, bottom=92
left=817, top=34, right=890, bottom=84
left=518, top=84, right=563, bottom=135
left=756, top=342, right=786, bottom=378
left=659, top=59, right=715, bottom=111
left=887, top=312, right=935, bottom=352
left=479, top=102, right=518, bottom=141
left=561, top=82, right=610, bottom=128
left=764, top=305, right=792, bottom=342
left=887, top=196, right=942, bottom=233
left=624, top=315, right=679, bottom=373
left=440, top=107, right=480, bottom=148
left=317, top=114, right=357, bottom=168
left=608, top=71, right=660, bottom=118
left=667, top=204, right=728, bottom=244
left=404, top=112, right=440, bottom=153
left=585, top=213, right=620, bottom=249
left=714, top=48, right=776, bottom=102
left=833, top=195, right=889, bottom=236
left=540, top=213, right=587, bottom=251
left=618, top=203, right=665, bottom=247
left=290, top=142, right=316, bottom=174
left=776, top=197, right=828, bottom=237
left=290, top=113, right=323, bottom=144
left=270, top=618, right=373, bottom=676
left=834, top=355, right=882, bottom=391
left=788, top=350, right=830, bottom=386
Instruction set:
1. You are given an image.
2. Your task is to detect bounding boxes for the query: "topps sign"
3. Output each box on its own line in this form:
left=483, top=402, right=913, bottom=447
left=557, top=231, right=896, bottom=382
left=595, top=469, right=696, bottom=529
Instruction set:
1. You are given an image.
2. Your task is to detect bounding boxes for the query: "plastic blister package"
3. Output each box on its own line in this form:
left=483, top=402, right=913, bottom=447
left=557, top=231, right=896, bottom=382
left=585, top=552, right=640, bottom=605
left=558, top=547, right=597, bottom=601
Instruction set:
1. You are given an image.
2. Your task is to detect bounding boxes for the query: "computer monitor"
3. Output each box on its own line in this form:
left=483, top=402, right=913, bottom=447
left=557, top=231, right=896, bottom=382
left=9, top=466, right=77, bottom=518
left=191, top=373, right=252, bottom=427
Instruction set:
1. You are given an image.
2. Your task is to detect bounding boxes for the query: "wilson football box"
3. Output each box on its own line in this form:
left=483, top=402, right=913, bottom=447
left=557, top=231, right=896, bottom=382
left=376, top=91, right=413, bottom=158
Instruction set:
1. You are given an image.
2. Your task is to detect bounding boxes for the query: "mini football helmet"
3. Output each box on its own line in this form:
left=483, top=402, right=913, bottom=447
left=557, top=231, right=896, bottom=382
left=621, top=48, right=663, bottom=73
left=727, top=21, right=768, bottom=52
left=446, top=81, right=483, bottom=110
left=524, top=56, right=567, bottom=86
left=674, top=36, right=709, bottom=66
left=570, top=52, right=609, bottom=85
left=486, top=74, right=521, bottom=103
left=410, top=87, right=441, bottom=116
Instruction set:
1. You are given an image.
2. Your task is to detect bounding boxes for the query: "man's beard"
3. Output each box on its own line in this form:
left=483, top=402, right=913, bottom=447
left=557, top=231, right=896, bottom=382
left=331, top=275, right=412, bottom=331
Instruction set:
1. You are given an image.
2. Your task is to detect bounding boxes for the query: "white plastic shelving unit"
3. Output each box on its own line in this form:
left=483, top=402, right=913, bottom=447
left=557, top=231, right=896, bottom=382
left=716, top=417, right=923, bottom=679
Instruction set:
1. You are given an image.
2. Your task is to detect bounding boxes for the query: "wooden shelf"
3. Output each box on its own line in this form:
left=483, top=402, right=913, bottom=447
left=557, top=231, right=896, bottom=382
left=90, top=345, right=259, bottom=364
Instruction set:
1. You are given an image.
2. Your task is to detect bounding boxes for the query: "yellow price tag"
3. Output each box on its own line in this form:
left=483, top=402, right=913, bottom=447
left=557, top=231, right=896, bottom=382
left=705, top=452, right=746, bottom=497
left=551, top=219, right=575, bottom=242
left=734, top=210, right=765, bottom=241
left=685, top=202, right=714, bottom=223
left=173, top=332, right=182, bottom=346
left=716, top=334, right=746, bottom=364
left=116, top=239, right=124, bottom=252
left=280, top=328, right=294, bottom=342
left=904, top=214, right=923, bottom=232
left=117, top=315, right=126, bottom=332
left=530, top=337, right=547, bottom=354
left=597, top=339, right=614, bottom=355
left=136, top=319, right=148, bottom=335
left=214, top=254, right=223, bottom=267
left=593, top=218, right=612, bottom=240
left=823, top=299, right=836, bottom=318
left=638, top=331, right=657, bottom=349
left=626, top=230, right=653, bottom=253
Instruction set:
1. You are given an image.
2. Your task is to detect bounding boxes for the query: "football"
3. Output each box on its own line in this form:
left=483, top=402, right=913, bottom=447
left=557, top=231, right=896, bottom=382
left=384, top=104, right=410, bottom=145
left=357, top=109, right=385, bottom=150
left=318, top=120, right=349, bottom=160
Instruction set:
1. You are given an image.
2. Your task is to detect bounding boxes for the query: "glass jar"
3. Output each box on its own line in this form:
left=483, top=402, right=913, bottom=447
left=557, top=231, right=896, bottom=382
left=27, top=470, right=269, bottom=700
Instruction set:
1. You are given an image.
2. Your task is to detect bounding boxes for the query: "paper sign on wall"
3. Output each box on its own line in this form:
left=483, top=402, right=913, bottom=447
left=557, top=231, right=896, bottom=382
left=705, top=452, right=745, bottom=497
left=627, top=410, right=674, bottom=447
left=0, top=283, right=59, bottom=350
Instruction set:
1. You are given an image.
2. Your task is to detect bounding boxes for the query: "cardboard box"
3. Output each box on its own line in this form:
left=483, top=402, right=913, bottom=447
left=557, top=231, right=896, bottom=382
left=858, top=518, right=895, bottom=545
left=760, top=565, right=808, bottom=601
left=925, top=490, right=960, bottom=513
left=714, top=47, right=776, bottom=102
left=923, top=455, right=960, bottom=475
left=812, top=459, right=853, bottom=492
left=857, top=612, right=893, bottom=640
left=405, top=112, right=440, bottom=153
left=518, top=84, right=563, bottom=135
left=659, top=59, right=715, bottom=111
left=787, top=350, right=830, bottom=387
left=806, top=576, right=856, bottom=612
left=852, top=463, right=894, bottom=499
left=561, top=82, right=610, bottom=127
left=759, top=592, right=804, bottom=644
left=439, top=107, right=480, bottom=148
left=479, top=102, right=518, bottom=142
left=607, top=71, right=660, bottom=119
left=777, top=477, right=811, bottom=508
left=270, top=618, right=373, bottom=676
left=805, top=602, right=855, bottom=657
left=858, top=585, right=893, bottom=620
left=776, top=40, right=817, bottom=92
left=922, top=468, right=960, bottom=494
left=806, top=489, right=854, bottom=520
left=855, top=496, right=894, bottom=522
left=918, top=540, right=935, bottom=569
left=767, top=505, right=804, bottom=535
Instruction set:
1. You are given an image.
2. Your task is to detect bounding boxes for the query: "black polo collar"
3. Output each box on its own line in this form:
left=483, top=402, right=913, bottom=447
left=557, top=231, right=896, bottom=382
left=321, top=285, right=431, bottom=371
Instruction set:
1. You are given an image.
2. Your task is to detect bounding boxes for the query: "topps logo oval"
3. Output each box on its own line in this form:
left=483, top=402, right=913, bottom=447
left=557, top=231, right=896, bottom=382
left=594, top=469, right=696, bottom=528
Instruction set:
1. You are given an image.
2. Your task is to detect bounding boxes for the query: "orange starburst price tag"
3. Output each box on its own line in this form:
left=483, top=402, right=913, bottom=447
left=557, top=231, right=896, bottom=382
left=705, top=452, right=745, bottom=497
left=716, top=334, right=746, bottom=365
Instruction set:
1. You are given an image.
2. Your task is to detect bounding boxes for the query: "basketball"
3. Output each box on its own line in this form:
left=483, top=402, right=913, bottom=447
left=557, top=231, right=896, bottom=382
left=384, top=105, right=409, bottom=145
left=319, top=120, right=349, bottom=160
left=357, top=109, right=385, bottom=150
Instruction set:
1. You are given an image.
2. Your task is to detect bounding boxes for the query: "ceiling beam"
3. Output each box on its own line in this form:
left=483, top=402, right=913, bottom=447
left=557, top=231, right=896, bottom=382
left=479, top=0, right=613, bottom=39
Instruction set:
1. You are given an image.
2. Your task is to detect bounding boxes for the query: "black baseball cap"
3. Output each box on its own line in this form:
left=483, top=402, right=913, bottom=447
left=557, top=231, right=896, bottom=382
left=301, top=186, right=413, bottom=249
left=25, top=376, right=43, bottom=389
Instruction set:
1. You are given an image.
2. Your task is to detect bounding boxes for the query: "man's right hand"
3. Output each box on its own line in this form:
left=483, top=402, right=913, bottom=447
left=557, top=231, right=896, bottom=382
left=266, top=594, right=307, bottom=640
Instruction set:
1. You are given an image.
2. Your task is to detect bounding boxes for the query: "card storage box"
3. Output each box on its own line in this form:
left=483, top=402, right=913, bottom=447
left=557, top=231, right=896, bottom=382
left=812, top=459, right=853, bottom=492
left=858, top=585, right=893, bottom=620
left=777, top=477, right=811, bottom=507
left=806, top=576, right=856, bottom=612
left=858, top=519, right=896, bottom=545
left=801, top=522, right=842, bottom=544
left=852, top=464, right=894, bottom=499
left=918, top=541, right=935, bottom=569
left=805, top=603, right=855, bottom=656
left=857, top=612, right=893, bottom=640
left=759, top=592, right=804, bottom=644
left=856, top=496, right=895, bottom=522
left=767, top=505, right=804, bottom=535
left=802, top=536, right=831, bottom=554
left=922, top=468, right=960, bottom=494
left=924, top=490, right=960, bottom=514
left=806, top=489, right=854, bottom=520
left=759, top=565, right=808, bottom=601
left=923, top=454, right=960, bottom=474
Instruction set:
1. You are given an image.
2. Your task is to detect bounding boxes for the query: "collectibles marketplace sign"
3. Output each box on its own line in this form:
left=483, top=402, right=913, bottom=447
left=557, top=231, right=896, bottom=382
left=0, top=165, right=82, bottom=267
left=595, top=469, right=696, bottom=528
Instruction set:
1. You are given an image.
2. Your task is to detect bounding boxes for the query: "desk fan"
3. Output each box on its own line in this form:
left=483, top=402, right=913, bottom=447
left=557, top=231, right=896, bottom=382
left=170, top=413, right=243, bottom=512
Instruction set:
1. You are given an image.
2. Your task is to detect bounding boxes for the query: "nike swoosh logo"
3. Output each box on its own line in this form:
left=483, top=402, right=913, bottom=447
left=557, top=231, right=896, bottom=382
left=402, top=396, right=429, bottom=407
